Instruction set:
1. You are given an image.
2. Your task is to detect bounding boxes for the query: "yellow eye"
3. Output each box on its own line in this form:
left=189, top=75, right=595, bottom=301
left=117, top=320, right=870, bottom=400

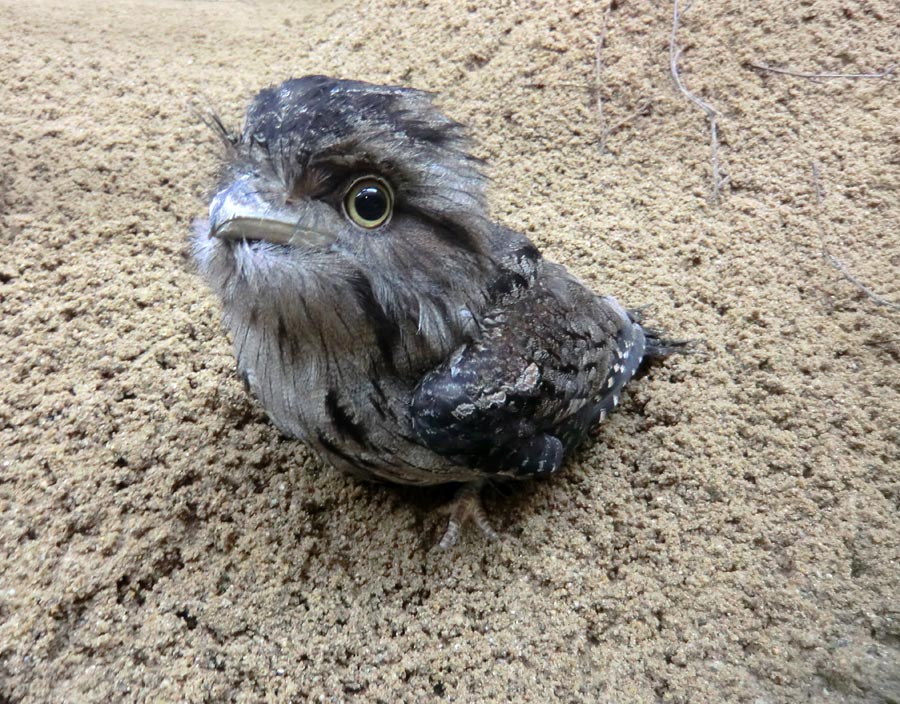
left=344, top=177, right=393, bottom=229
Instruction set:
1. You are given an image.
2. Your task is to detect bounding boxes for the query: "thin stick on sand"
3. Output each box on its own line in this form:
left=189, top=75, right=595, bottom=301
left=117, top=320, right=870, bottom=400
left=594, top=1, right=614, bottom=147
left=602, top=99, right=653, bottom=142
left=748, top=62, right=896, bottom=80
left=810, top=162, right=900, bottom=311
left=594, top=2, right=651, bottom=149
left=669, top=0, right=726, bottom=203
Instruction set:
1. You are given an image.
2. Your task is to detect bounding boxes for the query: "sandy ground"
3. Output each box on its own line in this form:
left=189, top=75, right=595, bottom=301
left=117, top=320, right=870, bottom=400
left=1, top=0, right=899, bottom=701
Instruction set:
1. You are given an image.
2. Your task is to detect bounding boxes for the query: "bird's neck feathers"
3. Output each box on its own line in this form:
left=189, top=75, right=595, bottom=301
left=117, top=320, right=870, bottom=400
left=205, top=241, right=495, bottom=392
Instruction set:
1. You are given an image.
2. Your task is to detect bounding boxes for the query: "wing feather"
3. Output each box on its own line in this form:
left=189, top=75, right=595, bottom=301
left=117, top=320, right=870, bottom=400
left=411, top=260, right=646, bottom=478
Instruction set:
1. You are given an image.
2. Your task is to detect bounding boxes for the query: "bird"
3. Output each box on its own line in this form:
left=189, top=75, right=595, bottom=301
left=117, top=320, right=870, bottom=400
left=192, top=76, right=684, bottom=548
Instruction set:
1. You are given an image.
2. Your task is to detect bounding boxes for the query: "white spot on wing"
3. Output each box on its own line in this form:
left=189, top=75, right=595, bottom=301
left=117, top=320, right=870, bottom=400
left=451, top=402, right=476, bottom=420
left=513, top=362, right=541, bottom=393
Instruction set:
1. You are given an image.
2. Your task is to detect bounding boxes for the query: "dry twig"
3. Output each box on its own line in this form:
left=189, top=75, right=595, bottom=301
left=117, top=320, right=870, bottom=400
left=810, top=162, right=900, bottom=311
left=594, top=1, right=614, bottom=147
left=669, top=0, right=726, bottom=202
left=593, top=2, right=648, bottom=149
left=748, top=62, right=896, bottom=80
left=602, top=99, right=653, bottom=142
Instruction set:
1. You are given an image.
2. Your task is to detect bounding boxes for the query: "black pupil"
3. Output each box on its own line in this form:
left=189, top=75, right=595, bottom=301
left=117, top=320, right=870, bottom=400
left=354, top=186, right=388, bottom=222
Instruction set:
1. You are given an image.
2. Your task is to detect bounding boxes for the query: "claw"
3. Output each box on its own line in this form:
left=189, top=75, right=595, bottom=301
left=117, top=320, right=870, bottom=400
left=438, top=482, right=498, bottom=549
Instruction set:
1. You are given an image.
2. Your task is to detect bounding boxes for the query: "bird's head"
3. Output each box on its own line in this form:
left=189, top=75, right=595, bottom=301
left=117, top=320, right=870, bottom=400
left=193, top=76, right=498, bottom=362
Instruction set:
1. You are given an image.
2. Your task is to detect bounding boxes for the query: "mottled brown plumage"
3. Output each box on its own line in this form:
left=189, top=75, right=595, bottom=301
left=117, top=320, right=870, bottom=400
left=192, top=76, right=682, bottom=547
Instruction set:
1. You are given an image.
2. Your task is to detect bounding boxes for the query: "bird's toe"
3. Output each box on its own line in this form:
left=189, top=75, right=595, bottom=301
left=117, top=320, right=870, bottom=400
left=438, top=481, right=498, bottom=549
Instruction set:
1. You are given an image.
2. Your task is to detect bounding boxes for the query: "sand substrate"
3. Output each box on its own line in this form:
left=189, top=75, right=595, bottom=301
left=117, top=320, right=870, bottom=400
left=1, top=0, right=898, bottom=701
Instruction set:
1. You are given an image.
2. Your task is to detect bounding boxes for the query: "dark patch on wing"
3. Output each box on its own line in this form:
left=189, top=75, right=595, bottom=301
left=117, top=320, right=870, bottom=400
left=412, top=359, right=542, bottom=462
left=515, top=242, right=540, bottom=262
left=487, top=269, right=529, bottom=299
left=486, top=242, right=540, bottom=300
left=503, top=433, right=565, bottom=477
left=412, top=362, right=565, bottom=478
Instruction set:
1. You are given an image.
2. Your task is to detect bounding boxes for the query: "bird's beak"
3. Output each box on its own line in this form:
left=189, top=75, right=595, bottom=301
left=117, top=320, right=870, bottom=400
left=208, top=175, right=334, bottom=247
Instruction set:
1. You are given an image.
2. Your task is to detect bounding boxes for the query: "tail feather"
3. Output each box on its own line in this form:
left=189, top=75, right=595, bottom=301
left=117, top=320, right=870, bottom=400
left=600, top=298, right=692, bottom=403
left=578, top=297, right=692, bottom=436
left=641, top=326, right=693, bottom=359
left=626, top=306, right=693, bottom=360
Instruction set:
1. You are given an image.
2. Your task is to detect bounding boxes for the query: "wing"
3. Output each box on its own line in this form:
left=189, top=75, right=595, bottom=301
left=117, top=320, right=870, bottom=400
left=411, top=259, right=647, bottom=479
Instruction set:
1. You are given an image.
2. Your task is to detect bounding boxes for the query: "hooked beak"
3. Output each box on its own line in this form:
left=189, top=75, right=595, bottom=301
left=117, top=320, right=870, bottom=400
left=208, top=175, right=334, bottom=247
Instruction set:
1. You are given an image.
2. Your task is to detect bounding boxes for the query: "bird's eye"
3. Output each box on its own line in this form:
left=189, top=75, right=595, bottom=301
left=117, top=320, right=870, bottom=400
left=344, top=177, right=393, bottom=229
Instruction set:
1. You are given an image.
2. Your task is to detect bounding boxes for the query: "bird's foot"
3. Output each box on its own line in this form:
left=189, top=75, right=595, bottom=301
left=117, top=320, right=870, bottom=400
left=438, top=482, right=498, bottom=550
